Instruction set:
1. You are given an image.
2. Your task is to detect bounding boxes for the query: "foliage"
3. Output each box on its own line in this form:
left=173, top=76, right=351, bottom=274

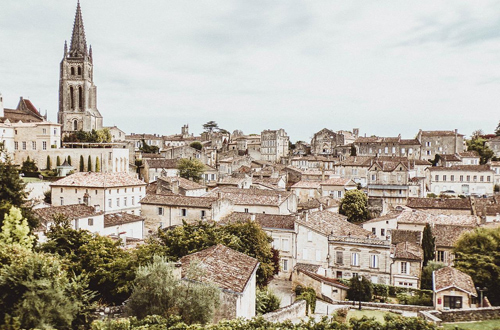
left=466, top=137, right=494, bottom=164
left=67, top=155, right=72, bottom=166
left=155, top=220, right=279, bottom=286
left=96, top=156, right=100, bottom=172
left=347, top=276, right=373, bottom=302
left=189, top=141, right=203, bottom=150
left=177, top=158, right=205, bottom=183
left=421, top=261, right=445, bottom=290
left=21, top=156, right=38, bottom=177
left=422, top=223, right=435, bottom=267
left=46, top=155, right=51, bottom=170
left=202, top=121, right=219, bottom=133
left=0, top=244, right=95, bottom=330
left=41, top=216, right=137, bottom=305
left=496, top=121, right=500, bottom=136
left=57, top=155, right=61, bottom=167
left=88, top=155, right=93, bottom=172
left=255, top=288, right=281, bottom=315
left=139, top=139, right=159, bottom=154
left=80, top=155, right=84, bottom=172
left=396, top=291, right=433, bottom=306
left=495, top=184, right=499, bottom=193
left=454, top=226, right=500, bottom=305
left=339, top=190, right=369, bottom=223
left=296, top=287, right=316, bottom=315
left=0, top=207, right=35, bottom=249
left=127, top=257, right=220, bottom=325
left=431, top=154, right=440, bottom=166
left=64, top=129, right=112, bottom=143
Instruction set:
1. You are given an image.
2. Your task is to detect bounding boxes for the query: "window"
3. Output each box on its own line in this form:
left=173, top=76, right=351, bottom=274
left=435, top=175, right=439, bottom=181
left=467, top=175, right=470, bottom=182
left=181, top=209, right=187, bottom=217
left=437, top=250, right=445, bottom=262
left=371, top=228, right=376, bottom=235
left=14, top=142, right=18, bottom=150
left=307, top=231, right=313, bottom=242
left=273, top=238, right=280, bottom=249
left=32, top=141, right=36, bottom=150
left=444, top=296, right=463, bottom=309
left=443, top=175, right=447, bottom=181
left=88, top=218, right=94, bottom=226
left=131, top=196, right=135, bottom=205
left=351, top=252, right=359, bottom=266
left=42, top=128, right=47, bottom=134
left=480, top=176, right=484, bottom=182
left=426, top=141, right=431, bottom=147
left=158, top=207, right=163, bottom=215
left=75, top=189, right=78, bottom=194
left=400, top=262, right=408, bottom=274
left=108, top=199, right=112, bottom=208
left=487, top=176, right=491, bottom=182
left=78, top=198, right=81, bottom=204
left=460, top=175, right=463, bottom=182
left=370, top=255, right=379, bottom=268
left=116, top=198, right=120, bottom=207
left=303, top=249, right=309, bottom=260
left=381, top=228, right=385, bottom=236
left=473, top=175, right=477, bottom=182
left=451, top=175, right=454, bottom=181
left=60, top=197, right=64, bottom=205
left=315, top=250, right=321, bottom=261
left=42, top=141, right=47, bottom=150
left=201, top=210, right=206, bottom=218
left=282, top=259, right=288, bottom=271
left=244, top=208, right=249, bottom=213
left=282, top=239, right=289, bottom=252
left=124, top=197, right=127, bottom=206
left=22, top=141, right=26, bottom=150
left=60, top=188, right=63, bottom=193
left=336, top=251, right=343, bottom=264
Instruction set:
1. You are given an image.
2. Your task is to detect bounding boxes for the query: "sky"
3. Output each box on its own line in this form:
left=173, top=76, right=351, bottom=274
left=1, top=1, right=499, bottom=142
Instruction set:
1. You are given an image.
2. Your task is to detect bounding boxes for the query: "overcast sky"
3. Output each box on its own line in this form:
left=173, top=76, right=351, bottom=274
left=1, top=1, right=499, bottom=142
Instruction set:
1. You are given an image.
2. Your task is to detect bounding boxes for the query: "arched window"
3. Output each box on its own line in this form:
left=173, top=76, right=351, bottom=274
left=71, top=67, right=75, bottom=75
left=73, top=120, right=78, bottom=131
left=70, top=86, right=74, bottom=109
left=78, top=66, right=82, bottom=75
left=78, top=87, right=83, bottom=109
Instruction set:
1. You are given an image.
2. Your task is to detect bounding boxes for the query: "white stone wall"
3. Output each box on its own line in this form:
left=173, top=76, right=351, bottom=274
left=426, top=168, right=495, bottom=195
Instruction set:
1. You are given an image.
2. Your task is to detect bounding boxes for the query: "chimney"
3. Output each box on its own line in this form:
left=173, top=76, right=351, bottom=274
left=251, top=214, right=256, bottom=221
left=0, top=93, right=3, bottom=118
left=94, top=204, right=101, bottom=212
left=278, top=194, right=282, bottom=204
left=319, top=203, right=323, bottom=211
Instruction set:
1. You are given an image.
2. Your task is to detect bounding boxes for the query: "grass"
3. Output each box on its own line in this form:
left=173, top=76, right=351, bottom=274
left=22, top=177, right=43, bottom=183
left=346, top=310, right=398, bottom=324
left=442, top=319, right=500, bottom=330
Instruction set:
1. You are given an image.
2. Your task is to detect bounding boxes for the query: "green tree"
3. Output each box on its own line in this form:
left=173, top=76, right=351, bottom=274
left=87, top=155, right=92, bottom=172
left=46, top=155, right=51, bottom=170
left=79, top=155, right=84, bottom=172
left=95, top=156, right=100, bottom=172
left=202, top=121, right=218, bottom=133
left=347, top=275, right=373, bottom=302
left=41, top=217, right=136, bottom=305
left=256, top=288, right=281, bottom=314
left=0, top=207, right=35, bottom=249
left=339, top=189, right=369, bottom=223
left=56, top=155, right=61, bottom=167
left=0, top=245, right=94, bottom=330
left=189, top=141, right=203, bottom=150
left=139, top=139, right=159, bottom=154
left=422, top=223, right=435, bottom=266
left=467, top=136, right=494, bottom=164
left=420, top=261, right=445, bottom=290
left=126, top=257, right=220, bottom=324
left=96, top=128, right=112, bottom=143
left=454, top=226, right=500, bottom=305
left=350, top=145, right=357, bottom=156
left=177, top=158, right=205, bottom=183
left=21, top=156, right=38, bottom=176
left=67, top=155, right=72, bottom=166
left=495, top=121, right=500, bottom=136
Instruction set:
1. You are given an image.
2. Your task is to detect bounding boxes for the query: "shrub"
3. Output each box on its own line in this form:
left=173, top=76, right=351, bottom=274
left=256, top=288, right=281, bottom=315
left=296, top=287, right=316, bottom=315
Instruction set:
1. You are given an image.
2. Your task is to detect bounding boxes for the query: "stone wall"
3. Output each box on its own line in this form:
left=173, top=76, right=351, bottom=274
left=262, top=300, right=307, bottom=323
left=439, top=306, right=500, bottom=322
left=331, top=299, right=433, bottom=312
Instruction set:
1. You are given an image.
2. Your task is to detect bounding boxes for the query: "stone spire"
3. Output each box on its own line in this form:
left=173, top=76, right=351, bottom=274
left=69, top=1, right=88, bottom=58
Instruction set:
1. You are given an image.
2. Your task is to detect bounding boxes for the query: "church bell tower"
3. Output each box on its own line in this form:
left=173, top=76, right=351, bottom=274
left=58, top=1, right=103, bottom=134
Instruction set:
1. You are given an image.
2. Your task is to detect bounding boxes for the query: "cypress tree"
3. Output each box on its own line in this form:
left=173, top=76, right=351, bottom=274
left=422, top=223, right=435, bottom=266
left=67, top=155, right=72, bottom=166
left=95, top=157, right=100, bottom=172
left=46, top=155, right=51, bottom=170
left=56, top=156, right=61, bottom=167
left=79, top=155, right=84, bottom=172
left=88, top=155, right=92, bottom=172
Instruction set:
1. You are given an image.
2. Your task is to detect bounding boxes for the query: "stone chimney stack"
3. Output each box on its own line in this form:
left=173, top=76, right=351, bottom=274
left=251, top=214, right=256, bottom=221
left=0, top=93, right=4, bottom=118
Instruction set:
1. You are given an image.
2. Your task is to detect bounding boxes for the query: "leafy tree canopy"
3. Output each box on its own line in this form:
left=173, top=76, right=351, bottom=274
left=347, top=276, right=373, bottom=302
left=496, top=121, right=500, bottom=136
left=202, top=121, right=219, bottom=133
left=63, top=128, right=112, bottom=143
left=453, top=226, right=500, bottom=305
left=0, top=206, right=35, bottom=249
left=139, top=139, right=160, bottom=154
left=339, top=189, right=369, bottom=223
left=177, top=158, right=205, bottom=183
left=189, top=141, right=203, bottom=150
left=467, top=136, right=494, bottom=165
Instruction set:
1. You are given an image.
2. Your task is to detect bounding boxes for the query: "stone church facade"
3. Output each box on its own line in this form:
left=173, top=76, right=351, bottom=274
left=58, top=2, right=103, bottom=134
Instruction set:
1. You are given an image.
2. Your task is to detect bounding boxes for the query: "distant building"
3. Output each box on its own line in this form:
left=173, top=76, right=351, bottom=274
left=433, top=267, right=477, bottom=310
left=260, top=129, right=289, bottom=162
left=417, top=130, right=465, bottom=161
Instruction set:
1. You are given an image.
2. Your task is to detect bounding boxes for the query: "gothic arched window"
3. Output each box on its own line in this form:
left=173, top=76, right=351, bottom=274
left=71, top=67, right=75, bottom=75
left=70, top=87, right=74, bottom=109
left=73, top=120, right=78, bottom=131
left=78, top=87, right=83, bottom=109
left=78, top=67, right=82, bottom=75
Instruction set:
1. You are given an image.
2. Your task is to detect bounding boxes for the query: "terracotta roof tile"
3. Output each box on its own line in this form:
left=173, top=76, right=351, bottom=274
left=145, top=159, right=179, bottom=169
left=204, top=187, right=292, bottom=206
left=391, top=229, right=421, bottom=245
left=296, top=210, right=372, bottom=238
left=433, top=224, right=473, bottom=248
left=140, top=194, right=216, bottom=208
left=407, top=198, right=471, bottom=210
left=427, top=165, right=492, bottom=172
left=421, top=130, right=464, bottom=137
left=51, top=172, right=145, bottom=188
left=104, top=212, right=144, bottom=227
left=393, top=241, right=422, bottom=260
left=434, top=267, right=476, bottom=295
left=180, top=244, right=259, bottom=293
left=220, top=212, right=295, bottom=230
left=34, top=204, right=102, bottom=230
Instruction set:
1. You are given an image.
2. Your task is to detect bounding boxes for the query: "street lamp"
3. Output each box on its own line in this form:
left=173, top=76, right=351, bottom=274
left=476, top=287, right=488, bottom=308
left=358, top=276, right=362, bottom=310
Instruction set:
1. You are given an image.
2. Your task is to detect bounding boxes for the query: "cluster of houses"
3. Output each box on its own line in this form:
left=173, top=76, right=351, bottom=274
left=2, top=1, right=499, bottom=321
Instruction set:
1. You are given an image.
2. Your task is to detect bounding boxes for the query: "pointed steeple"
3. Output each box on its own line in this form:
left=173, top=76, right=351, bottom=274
left=69, top=1, right=88, bottom=58
left=89, top=44, right=93, bottom=63
left=63, top=40, right=68, bottom=58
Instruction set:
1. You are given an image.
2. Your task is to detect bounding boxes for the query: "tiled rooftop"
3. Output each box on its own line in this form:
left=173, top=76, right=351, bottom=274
left=392, top=241, right=423, bottom=260
left=220, top=212, right=295, bottom=230
left=51, top=172, right=145, bottom=188
left=433, top=224, right=473, bottom=248
left=427, top=165, right=492, bottom=172
left=204, top=187, right=292, bottom=206
left=34, top=204, right=102, bottom=230
left=407, top=197, right=472, bottom=210
left=434, top=267, right=476, bottom=295
left=180, top=244, right=259, bottom=293
left=421, top=130, right=464, bottom=137
left=104, top=212, right=144, bottom=227
left=145, top=158, right=179, bottom=169
left=296, top=210, right=373, bottom=238
left=140, top=194, right=216, bottom=208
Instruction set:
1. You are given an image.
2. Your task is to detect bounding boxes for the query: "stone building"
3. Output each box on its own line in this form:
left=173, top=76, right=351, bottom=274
left=353, top=136, right=421, bottom=159
left=433, top=267, right=477, bottom=310
left=390, top=241, right=423, bottom=288
left=367, top=159, right=410, bottom=212
left=417, top=130, right=465, bottom=161
left=486, top=136, right=500, bottom=158
left=260, top=129, right=289, bottom=162
left=58, top=2, right=103, bottom=134
left=180, top=244, right=259, bottom=321
left=310, top=128, right=346, bottom=156
left=425, top=165, right=495, bottom=196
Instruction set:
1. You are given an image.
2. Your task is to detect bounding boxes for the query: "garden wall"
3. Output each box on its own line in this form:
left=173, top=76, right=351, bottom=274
left=262, top=300, right=306, bottom=323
